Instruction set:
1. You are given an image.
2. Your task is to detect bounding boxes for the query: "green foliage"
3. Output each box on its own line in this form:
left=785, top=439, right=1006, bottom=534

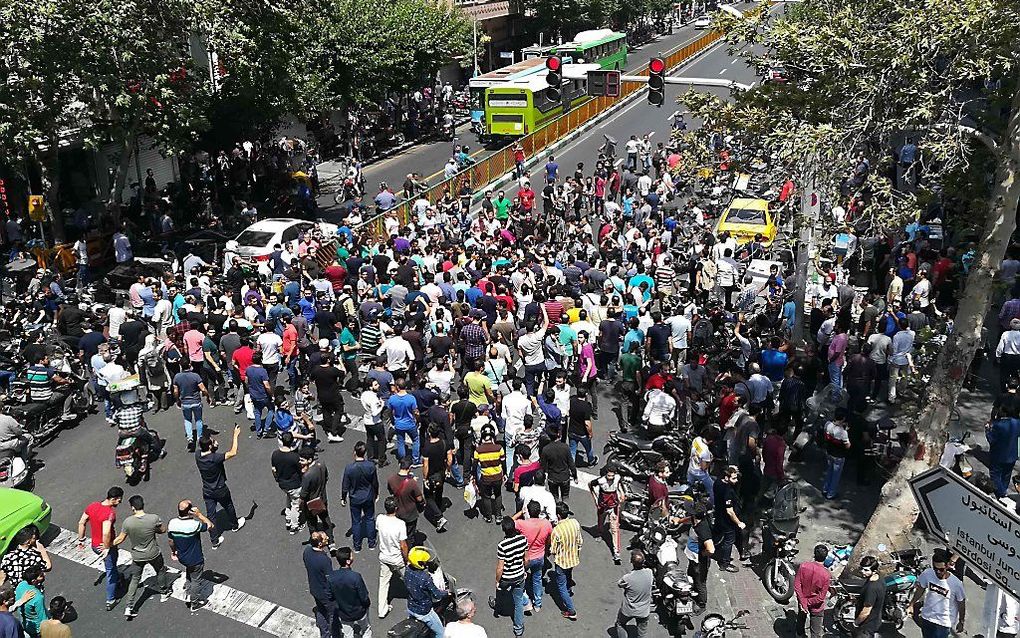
left=676, top=0, right=1020, bottom=238
left=293, top=0, right=472, bottom=116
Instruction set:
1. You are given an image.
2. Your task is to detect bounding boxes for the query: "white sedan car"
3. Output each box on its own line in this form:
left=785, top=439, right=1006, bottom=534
left=694, top=15, right=712, bottom=29
left=223, top=218, right=338, bottom=271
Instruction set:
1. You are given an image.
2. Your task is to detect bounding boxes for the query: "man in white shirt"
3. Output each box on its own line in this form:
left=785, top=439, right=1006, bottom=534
left=375, top=497, right=408, bottom=619
left=666, top=313, right=692, bottom=365
left=519, top=472, right=557, bottom=521
left=257, top=329, right=284, bottom=386
left=501, top=380, right=531, bottom=470
left=910, top=548, right=966, bottom=636
left=444, top=598, right=487, bottom=638
left=377, top=332, right=415, bottom=374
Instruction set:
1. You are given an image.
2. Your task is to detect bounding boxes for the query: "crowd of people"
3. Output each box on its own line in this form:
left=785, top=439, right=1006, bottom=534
left=0, top=109, right=1016, bottom=638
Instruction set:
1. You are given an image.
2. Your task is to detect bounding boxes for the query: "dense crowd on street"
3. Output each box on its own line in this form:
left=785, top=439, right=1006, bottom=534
left=0, top=106, right=1019, bottom=638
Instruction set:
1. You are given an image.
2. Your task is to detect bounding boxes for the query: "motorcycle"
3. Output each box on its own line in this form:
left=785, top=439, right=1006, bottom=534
left=631, top=519, right=697, bottom=634
left=391, top=545, right=470, bottom=638
left=830, top=547, right=924, bottom=633
left=621, top=480, right=704, bottom=532
left=603, top=432, right=689, bottom=482
left=0, top=434, right=33, bottom=489
left=760, top=482, right=802, bottom=604
left=4, top=348, right=92, bottom=442
left=694, top=609, right=749, bottom=638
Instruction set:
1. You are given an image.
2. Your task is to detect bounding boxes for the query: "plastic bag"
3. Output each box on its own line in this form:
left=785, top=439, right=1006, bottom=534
left=463, top=483, right=478, bottom=509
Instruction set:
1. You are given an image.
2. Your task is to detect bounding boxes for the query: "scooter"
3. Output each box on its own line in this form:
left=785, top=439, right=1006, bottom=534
left=694, top=609, right=749, bottom=638
left=653, top=532, right=697, bottom=635
left=830, top=548, right=924, bottom=632
left=391, top=547, right=471, bottom=638
left=760, top=482, right=801, bottom=604
left=0, top=434, right=33, bottom=489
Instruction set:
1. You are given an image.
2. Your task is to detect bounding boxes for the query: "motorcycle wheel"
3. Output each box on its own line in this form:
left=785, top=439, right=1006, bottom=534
left=763, top=559, right=795, bottom=604
left=832, top=597, right=856, bottom=635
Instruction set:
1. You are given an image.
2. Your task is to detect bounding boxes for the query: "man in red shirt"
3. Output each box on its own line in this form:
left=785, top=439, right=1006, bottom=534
left=281, top=315, right=299, bottom=391
left=519, top=184, right=536, bottom=213
left=718, top=381, right=740, bottom=427
left=231, top=340, right=254, bottom=414
left=514, top=501, right=552, bottom=612
left=76, top=486, right=124, bottom=609
left=793, top=544, right=831, bottom=638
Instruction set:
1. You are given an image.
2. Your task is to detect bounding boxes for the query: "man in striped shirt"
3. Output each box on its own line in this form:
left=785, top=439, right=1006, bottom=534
left=495, top=517, right=528, bottom=638
left=549, top=502, right=582, bottom=620
left=167, top=500, right=214, bottom=610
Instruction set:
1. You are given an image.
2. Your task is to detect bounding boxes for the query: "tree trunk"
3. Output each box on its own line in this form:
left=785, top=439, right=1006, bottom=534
left=846, top=81, right=1020, bottom=573
left=110, top=129, right=138, bottom=227
left=37, top=142, right=66, bottom=245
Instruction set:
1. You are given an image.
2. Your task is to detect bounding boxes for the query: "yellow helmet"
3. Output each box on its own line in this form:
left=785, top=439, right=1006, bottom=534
left=407, top=546, right=433, bottom=570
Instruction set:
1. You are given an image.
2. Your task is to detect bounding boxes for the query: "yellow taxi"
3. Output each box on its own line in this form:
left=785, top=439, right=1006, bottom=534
left=715, top=197, right=777, bottom=245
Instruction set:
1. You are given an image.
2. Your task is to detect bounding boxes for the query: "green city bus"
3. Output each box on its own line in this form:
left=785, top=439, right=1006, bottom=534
left=485, top=64, right=601, bottom=137
left=552, top=29, right=628, bottom=70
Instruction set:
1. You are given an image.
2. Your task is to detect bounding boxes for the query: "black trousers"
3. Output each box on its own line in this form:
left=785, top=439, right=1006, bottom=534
left=687, top=552, right=710, bottom=607
left=549, top=481, right=571, bottom=502
left=365, top=421, right=386, bottom=463
left=320, top=401, right=346, bottom=437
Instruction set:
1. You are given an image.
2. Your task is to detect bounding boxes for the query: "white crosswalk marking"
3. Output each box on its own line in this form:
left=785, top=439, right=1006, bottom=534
left=47, top=528, right=318, bottom=637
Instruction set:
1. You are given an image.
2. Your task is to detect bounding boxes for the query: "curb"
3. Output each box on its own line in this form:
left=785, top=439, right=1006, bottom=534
left=466, top=30, right=726, bottom=209
left=319, top=116, right=473, bottom=171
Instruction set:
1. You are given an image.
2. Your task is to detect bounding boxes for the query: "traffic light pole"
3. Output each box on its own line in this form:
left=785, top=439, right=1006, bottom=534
left=619, top=75, right=753, bottom=91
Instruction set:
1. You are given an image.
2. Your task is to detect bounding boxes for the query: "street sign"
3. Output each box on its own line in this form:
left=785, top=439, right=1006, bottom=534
left=910, top=466, right=1020, bottom=596
left=499, top=51, right=514, bottom=59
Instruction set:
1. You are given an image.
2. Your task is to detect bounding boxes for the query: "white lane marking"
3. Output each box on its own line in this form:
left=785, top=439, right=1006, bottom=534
left=719, top=67, right=729, bottom=74
left=46, top=528, right=318, bottom=637
left=729, top=59, right=739, bottom=67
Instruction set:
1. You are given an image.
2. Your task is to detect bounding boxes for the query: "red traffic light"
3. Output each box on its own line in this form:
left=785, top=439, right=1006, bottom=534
left=649, top=57, right=665, bottom=74
left=546, top=56, right=562, bottom=72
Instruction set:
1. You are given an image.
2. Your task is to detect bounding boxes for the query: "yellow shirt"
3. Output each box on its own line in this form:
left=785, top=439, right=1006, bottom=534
left=550, top=517, right=583, bottom=569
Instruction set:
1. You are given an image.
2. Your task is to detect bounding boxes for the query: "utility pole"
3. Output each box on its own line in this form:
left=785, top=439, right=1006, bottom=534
left=793, top=164, right=817, bottom=342
left=473, top=19, right=480, bottom=76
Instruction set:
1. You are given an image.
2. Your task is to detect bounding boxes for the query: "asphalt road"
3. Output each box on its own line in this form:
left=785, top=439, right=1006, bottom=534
left=314, top=11, right=754, bottom=206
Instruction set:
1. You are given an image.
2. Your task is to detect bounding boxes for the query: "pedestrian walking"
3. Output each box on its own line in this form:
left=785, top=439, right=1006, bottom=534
left=300, top=447, right=334, bottom=543
left=0, top=527, right=51, bottom=591
left=195, top=425, right=247, bottom=548
left=172, top=364, right=210, bottom=452
left=376, top=497, right=408, bottom=619
left=273, top=431, right=305, bottom=534
left=111, top=495, right=171, bottom=619
left=15, top=566, right=47, bottom=637
left=793, top=544, right=831, bottom=638
left=822, top=409, right=851, bottom=499
left=445, top=597, right=487, bottom=638
left=589, top=464, right=623, bottom=564
left=548, top=501, right=582, bottom=620
left=342, top=442, right=380, bottom=552
left=167, top=499, right=215, bottom=611
left=712, top=466, right=746, bottom=573
left=513, top=501, right=552, bottom=613
left=614, top=550, right=653, bottom=638
left=246, top=352, right=276, bottom=439
left=387, top=457, right=435, bottom=543
left=328, top=547, right=372, bottom=638
left=539, top=425, right=576, bottom=502
left=684, top=501, right=714, bottom=613
left=76, top=486, right=124, bottom=610
left=494, top=517, right=528, bottom=638
left=38, top=596, right=72, bottom=638
left=473, top=424, right=505, bottom=523
left=303, top=531, right=337, bottom=638
left=852, top=555, right=886, bottom=638
left=986, top=412, right=1020, bottom=497
left=910, top=548, right=966, bottom=638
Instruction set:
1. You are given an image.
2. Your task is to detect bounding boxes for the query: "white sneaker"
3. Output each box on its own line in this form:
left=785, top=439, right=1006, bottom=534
left=327, top=434, right=344, bottom=443
left=379, top=604, right=393, bottom=619
left=234, top=517, right=246, bottom=532
left=160, top=592, right=171, bottom=603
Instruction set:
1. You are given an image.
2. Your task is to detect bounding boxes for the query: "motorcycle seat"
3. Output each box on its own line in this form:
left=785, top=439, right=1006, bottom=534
left=616, top=433, right=654, bottom=451
left=876, top=417, right=897, bottom=431
left=7, top=402, right=46, bottom=418
left=840, top=575, right=869, bottom=593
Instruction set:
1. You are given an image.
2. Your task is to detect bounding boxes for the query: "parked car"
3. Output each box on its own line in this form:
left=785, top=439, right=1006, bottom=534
left=95, top=257, right=174, bottom=304
left=694, top=15, right=712, bottom=29
left=0, top=487, right=51, bottom=554
left=222, top=218, right=339, bottom=271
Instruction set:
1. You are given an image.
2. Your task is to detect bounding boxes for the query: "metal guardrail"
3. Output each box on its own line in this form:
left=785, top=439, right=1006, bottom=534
left=358, top=28, right=724, bottom=237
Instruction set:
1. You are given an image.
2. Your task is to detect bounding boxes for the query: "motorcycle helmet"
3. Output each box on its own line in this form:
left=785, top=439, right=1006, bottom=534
left=700, top=613, right=725, bottom=633
left=479, top=423, right=497, bottom=443
left=407, top=546, right=434, bottom=570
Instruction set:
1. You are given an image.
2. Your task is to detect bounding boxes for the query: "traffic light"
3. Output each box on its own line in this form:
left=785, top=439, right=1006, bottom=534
left=648, top=57, right=665, bottom=106
left=587, top=70, right=622, bottom=97
left=544, top=56, right=562, bottom=102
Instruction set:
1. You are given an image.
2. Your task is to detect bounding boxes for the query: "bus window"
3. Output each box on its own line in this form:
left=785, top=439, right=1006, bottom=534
left=469, top=87, right=484, bottom=113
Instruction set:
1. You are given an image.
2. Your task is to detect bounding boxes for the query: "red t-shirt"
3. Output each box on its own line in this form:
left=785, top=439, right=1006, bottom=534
left=515, top=518, right=552, bottom=562
left=232, top=346, right=254, bottom=381
left=647, top=476, right=669, bottom=506
left=719, top=392, right=738, bottom=426
left=543, top=301, right=564, bottom=324
left=325, top=265, right=347, bottom=291
left=84, top=501, right=116, bottom=548
left=513, top=460, right=540, bottom=487
left=519, top=188, right=535, bottom=211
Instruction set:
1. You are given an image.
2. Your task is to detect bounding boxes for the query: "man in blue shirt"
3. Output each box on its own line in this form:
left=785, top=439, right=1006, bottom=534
left=245, top=352, right=274, bottom=438
left=342, top=442, right=380, bottom=552
left=303, top=531, right=336, bottom=638
left=986, top=416, right=1020, bottom=497
left=328, top=547, right=372, bottom=636
left=168, top=500, right=214, bottom=610
left=760, top=337, right=790, bottom=383
left=388, top=379, right=421, bottom=465
left=404, top=547, right=448, bottom=638
left=544, top=155, right=559, bottom=182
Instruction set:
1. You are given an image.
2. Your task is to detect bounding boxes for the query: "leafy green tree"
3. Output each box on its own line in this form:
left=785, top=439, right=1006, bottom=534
left=679, top=0, right=1020, bottom=568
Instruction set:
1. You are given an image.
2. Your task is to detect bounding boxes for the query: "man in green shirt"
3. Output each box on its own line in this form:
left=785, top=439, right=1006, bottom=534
left=112, top=495, right=172, bottom=618
left=339, top=318, right=360, bottom=383
left=493, top=190, right=512, bottom=223
left=618, top=345, right=643, bottom=432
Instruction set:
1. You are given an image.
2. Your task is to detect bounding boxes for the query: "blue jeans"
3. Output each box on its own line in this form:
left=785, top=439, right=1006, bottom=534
left=524, top=363, right=545, bottom=398
left=526, top=557, right=545, bottom=609
left=350, top=500, right=376, bottom=549
left=285, top=358, right=300, bottom=391
left=181, top=402, right=203, bottom=441
left=919, top=618, right=951, bottom=638
left=395, top=427, right=420, bottom=463
left=828, top=361, right=843, bottom=400
left=552, top=564, right=574, bottom=613
left=508, top=577, right=526, bottom=636
left=313, top=597, right=338, bottom=638
left=450, top=458, right=464, bottom=486
left=569, top=434, right=596, bottom=465
left=823, top=454, right=846, bottom=498
left=0, top=370, right=16, bottom=391
left=252, top=399, right=275, bottom=436
left=990, top=461, right=1016, bottom=497
left=92, top=546, right=120, bottom=602
left=688, top=469, right=714, bottom=503
left=409, top=609, right=443, bottom=638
